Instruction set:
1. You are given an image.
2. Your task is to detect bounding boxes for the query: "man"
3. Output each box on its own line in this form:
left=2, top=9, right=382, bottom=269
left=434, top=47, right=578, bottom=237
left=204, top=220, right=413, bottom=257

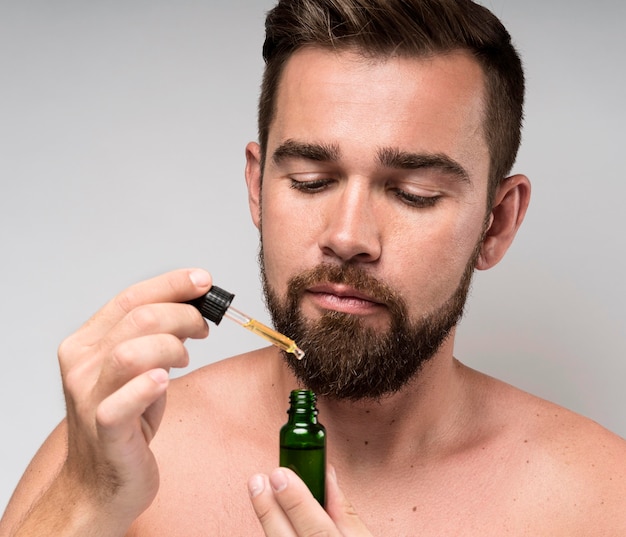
left=2, top=0, right=625, bottom=535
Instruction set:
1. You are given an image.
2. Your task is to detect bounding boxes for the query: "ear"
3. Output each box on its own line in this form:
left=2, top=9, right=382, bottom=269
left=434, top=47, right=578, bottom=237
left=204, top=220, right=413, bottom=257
left=245, top=141, right=263, bottom=230
left=476, top=174, right=531, bottom=270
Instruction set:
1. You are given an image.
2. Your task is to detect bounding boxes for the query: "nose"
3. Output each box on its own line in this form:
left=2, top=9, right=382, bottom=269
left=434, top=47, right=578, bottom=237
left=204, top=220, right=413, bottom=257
left=318, top=179, right=382, bottom=263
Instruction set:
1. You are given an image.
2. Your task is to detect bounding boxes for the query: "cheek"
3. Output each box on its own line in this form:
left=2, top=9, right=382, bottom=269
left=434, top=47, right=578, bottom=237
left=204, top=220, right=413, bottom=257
left=390, top=212, right=483, bottom=308
left=260, top=198, right=315, bottom=293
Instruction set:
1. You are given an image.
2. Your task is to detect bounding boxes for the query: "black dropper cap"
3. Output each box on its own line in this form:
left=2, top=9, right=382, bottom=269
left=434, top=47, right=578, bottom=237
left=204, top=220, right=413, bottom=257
left=187, top=285, right=235, bottom=325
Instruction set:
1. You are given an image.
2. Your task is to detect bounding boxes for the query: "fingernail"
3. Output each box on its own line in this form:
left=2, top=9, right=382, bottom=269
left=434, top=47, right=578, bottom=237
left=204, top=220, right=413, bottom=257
left=270, top=468, right=288, bottom=493
left=248, top=474, right=265, bottom=498
left=189, top=269, right=211, bottom=288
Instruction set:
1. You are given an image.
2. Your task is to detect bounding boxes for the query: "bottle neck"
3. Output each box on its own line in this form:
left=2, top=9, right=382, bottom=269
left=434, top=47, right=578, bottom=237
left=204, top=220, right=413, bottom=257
left=287, top=389, right=318, bottom=424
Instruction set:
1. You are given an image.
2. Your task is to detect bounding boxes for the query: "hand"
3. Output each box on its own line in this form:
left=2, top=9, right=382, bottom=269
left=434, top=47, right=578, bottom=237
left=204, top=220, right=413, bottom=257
left=57, top=268, right=212, bottom=525
left=248, top=466, right=373, bottom=536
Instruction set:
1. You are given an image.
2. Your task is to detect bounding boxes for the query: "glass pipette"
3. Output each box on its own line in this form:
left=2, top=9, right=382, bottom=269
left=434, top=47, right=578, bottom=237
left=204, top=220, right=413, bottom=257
left=188, top=285, right=305, bottom=360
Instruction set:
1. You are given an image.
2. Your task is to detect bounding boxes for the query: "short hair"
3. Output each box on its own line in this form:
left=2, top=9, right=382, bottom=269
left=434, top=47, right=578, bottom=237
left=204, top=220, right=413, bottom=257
left=258, top=0, right=525, bottom=205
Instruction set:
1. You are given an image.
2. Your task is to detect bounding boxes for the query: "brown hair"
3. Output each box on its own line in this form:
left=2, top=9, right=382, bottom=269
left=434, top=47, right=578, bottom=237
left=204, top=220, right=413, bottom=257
left=258, top=0, right=524, bottom=205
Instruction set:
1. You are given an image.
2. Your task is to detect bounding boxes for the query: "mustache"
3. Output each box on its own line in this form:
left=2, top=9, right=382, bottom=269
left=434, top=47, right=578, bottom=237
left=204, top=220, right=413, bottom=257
left=285, top=263, right=406, bottom=317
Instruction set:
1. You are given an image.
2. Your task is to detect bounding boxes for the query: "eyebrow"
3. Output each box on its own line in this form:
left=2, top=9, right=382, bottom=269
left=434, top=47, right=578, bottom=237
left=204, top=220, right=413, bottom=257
left=271, top=139, right=340, bottom=166
left=271, top=139, right=471, bottom=184
left=377, top=147, right=471, bottom=184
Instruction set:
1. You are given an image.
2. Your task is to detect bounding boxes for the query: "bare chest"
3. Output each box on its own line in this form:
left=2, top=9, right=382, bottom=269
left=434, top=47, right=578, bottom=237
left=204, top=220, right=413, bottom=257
left=129, top=446, right=571, bottom=537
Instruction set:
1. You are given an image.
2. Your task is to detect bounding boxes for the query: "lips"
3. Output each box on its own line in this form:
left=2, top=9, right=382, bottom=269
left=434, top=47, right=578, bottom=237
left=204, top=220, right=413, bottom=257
left=305, top=283, right=385, bottom=314
left=307, top=283, right=382, bottom=303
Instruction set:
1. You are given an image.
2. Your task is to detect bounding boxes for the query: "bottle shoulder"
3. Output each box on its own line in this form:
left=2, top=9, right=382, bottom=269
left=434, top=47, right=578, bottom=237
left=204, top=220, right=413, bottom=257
left=280, top=422, right=326, bottom=447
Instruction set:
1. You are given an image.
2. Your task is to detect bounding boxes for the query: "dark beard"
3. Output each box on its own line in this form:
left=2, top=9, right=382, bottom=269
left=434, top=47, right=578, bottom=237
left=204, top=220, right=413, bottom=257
left=261, top=244, right=481, bottom=401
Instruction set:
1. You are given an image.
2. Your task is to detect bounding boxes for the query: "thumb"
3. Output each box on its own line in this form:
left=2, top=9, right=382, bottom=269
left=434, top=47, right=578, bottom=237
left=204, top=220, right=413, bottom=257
left=325, top=465, right=373, bottom=536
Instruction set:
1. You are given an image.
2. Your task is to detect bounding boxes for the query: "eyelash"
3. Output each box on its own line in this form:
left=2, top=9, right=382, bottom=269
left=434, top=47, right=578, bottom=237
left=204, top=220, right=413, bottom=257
left=391, top=189, right=441, bottom=208
left=289, top=178, right=332, bottom=193
left=289, top=178, right=441, bottom=208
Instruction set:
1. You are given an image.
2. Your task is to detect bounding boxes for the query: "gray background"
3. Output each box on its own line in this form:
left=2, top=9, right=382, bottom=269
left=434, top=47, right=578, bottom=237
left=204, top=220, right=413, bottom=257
left=1, top=0, right=624, bottom=512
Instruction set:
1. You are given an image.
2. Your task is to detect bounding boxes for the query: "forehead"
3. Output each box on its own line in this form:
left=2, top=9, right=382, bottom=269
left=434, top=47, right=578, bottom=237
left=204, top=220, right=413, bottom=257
left=269, top=47, right=490, bottom=181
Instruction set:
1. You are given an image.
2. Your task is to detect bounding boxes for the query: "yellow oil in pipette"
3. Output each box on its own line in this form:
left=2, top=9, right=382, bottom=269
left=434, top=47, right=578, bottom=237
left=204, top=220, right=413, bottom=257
left=224, top=307, right=305, bottom=360
left=188, top=285, right=305, bottom=360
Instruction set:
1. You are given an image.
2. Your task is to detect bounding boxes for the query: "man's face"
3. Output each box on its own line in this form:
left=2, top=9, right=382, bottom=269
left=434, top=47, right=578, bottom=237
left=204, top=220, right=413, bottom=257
left=247, top=47, right=492, bottom=399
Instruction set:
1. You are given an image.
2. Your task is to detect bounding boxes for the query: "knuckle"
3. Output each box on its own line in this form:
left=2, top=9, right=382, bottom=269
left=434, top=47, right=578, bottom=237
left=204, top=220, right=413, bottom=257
left=62, top=365, right=84, bottom=395
left=115, top=286, right=140, bottom=316
left=128, top=305, right=161, bottom=333
left=153, top=333, right=187, bottom=365
left=283, top=494, right=308, bottom=513
left=109, top=341, right=138, bottom=371
left=298, top=521, right=334, bottom=537
left=254, top=503, right=274, bottom=525
left=95, top=400, right=116, bottom=430
left=164, top=272, right=183, bottom=295
left=163, top=333, right=186, bottom=356
left=57, top=336, right=75, bottom=367
left=342, top=498, right=359, bottom=518
left=61, top=352, right=95, bottom=395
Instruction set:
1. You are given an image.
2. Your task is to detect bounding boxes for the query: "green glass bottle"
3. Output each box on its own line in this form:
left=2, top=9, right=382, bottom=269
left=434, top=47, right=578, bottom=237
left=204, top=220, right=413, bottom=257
left=279, top=389, right=327, bottom=507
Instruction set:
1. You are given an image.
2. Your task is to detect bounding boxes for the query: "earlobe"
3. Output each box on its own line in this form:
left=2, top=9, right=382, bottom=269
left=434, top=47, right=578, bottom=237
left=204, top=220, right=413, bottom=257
left=476, top=174, right=531, bottom=270
left=245, top=141, right=263, bottom=230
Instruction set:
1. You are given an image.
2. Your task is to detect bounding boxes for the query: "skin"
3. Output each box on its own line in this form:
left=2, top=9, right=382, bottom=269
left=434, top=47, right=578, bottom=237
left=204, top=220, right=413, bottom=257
left=256, top=49, right=491, bottom=331
left=2, top=47, right=626, bottom=537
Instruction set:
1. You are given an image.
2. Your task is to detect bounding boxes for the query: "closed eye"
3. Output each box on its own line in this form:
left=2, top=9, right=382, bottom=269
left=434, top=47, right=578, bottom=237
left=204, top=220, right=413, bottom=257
left=289, top=178, right=334, bottom=193
left=392, top=189, right=441, bottom=208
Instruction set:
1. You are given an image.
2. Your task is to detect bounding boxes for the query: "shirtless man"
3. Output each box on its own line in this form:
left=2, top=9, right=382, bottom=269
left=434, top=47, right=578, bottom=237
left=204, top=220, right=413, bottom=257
left=2, top=0, right=625, bottom=535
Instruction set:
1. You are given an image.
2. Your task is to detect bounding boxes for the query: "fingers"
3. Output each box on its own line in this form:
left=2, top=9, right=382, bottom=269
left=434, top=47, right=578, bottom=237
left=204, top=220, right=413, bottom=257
left=249, top=467, right=373, bottom=537
left=58, top=268, right=213, bottom=417
left=60, top=270, right=212, bottom=400
left=248, top=473, right=298, bottom=537
left=92, top=307, right=203, bottom=400
left=66, top=268, right=212, bottom=353
left=249, top=468, right=337, bottom=537
left=96, top=368, right=169, bottom=445
left=99, top=301, right=209, bottom=354
left=54, top=268, right=215, bottom=518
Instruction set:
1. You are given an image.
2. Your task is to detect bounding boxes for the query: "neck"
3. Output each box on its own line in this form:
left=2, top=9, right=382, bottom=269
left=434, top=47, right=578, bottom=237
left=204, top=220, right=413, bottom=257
left=300, top=335, right=474, bottom=470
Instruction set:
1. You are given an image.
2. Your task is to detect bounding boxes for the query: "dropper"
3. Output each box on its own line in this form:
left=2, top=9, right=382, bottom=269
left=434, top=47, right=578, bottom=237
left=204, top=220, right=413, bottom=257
left=187, top=285, right=305, bottom=360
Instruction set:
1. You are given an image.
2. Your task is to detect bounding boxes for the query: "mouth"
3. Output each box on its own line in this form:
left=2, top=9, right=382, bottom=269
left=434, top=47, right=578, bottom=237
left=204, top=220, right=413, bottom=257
left=305, top=283, right=386, bottom=315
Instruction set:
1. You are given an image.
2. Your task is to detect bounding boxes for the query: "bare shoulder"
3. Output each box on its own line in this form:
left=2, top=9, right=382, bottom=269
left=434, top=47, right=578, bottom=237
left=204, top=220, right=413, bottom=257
left=129, top=349, right=286, bottom=536
left=528, top=395, right=626, bottom=533
left=470, top=366, right=626, bottom=533
left=155, top=347, right=289, bottom=449
left=165, top=347, right=289, bottom=415
left=493, top=371, right=626, bottom=467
